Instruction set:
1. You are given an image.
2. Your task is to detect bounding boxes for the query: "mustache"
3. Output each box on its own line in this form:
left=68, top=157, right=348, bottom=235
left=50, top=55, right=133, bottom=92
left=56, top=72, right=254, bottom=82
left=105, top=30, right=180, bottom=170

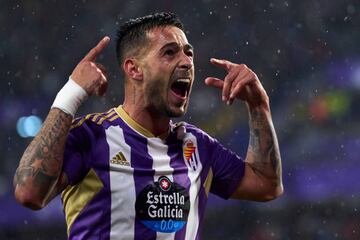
left=171, top=70, right=192, bottom=80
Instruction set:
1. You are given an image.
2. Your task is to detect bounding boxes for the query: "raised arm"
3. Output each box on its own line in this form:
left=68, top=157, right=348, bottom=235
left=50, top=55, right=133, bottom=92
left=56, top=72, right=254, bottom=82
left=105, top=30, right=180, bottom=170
left=14, top=36, right=110, bottom=210
left=205, top=58, right=283, bottom=201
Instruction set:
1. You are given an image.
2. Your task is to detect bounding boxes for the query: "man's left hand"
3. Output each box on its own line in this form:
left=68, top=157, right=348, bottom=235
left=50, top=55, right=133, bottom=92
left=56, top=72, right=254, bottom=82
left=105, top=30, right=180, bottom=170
left=205, top=58, right=269, bottom=108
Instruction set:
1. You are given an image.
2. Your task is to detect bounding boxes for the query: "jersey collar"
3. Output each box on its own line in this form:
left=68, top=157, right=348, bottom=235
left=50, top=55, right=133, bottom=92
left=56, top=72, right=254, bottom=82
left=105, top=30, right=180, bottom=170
left=115, top=105, right=170, bottom=139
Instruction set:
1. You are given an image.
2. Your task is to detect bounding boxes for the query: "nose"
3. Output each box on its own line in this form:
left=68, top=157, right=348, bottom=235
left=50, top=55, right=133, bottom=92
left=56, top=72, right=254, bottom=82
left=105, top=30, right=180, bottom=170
left=179, top=52, right=193, bottom=70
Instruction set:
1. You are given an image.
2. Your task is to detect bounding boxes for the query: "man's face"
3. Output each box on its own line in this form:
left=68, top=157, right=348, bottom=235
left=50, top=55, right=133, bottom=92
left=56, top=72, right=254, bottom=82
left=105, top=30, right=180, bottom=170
left=139, top=26, right=194, bottom=118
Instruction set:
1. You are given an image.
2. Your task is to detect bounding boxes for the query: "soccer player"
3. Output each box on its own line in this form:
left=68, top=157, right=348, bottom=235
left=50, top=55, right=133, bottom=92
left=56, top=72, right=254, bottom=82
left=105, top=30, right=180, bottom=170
left=14, top=12, right=283, bottom=239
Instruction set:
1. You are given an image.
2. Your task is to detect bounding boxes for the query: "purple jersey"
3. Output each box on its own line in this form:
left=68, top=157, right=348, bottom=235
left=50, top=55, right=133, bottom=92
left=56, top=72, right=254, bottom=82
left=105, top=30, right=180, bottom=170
left=61, top=106, right=245, bottom=239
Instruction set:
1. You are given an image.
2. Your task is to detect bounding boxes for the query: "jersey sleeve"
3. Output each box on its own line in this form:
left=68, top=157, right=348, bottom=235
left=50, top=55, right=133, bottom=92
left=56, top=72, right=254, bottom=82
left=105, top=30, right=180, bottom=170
left=62, top=120, right=93, bottom=186
left=208, top=137, right=245, bottom=199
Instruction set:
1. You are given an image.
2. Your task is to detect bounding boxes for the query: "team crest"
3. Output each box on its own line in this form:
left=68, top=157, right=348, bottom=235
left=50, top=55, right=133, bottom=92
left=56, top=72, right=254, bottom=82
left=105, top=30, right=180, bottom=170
left=183, top=139, right=198, bottom=171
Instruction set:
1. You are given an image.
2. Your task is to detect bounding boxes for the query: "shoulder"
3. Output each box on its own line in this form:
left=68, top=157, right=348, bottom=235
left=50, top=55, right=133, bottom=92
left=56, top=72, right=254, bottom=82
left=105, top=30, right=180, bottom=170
left=70, top=108, right=120, bottom=131
left=172, top=121, right=217, bottom=144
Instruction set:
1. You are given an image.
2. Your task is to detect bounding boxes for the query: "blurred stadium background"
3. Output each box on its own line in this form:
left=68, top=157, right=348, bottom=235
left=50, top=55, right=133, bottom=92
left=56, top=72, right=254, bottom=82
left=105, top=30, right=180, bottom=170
left=0, top=0, right=359, bottom=239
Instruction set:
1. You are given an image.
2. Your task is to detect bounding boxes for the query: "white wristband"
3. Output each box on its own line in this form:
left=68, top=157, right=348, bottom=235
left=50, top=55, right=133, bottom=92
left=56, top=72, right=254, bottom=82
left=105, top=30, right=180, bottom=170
left=51, top=77, right=88, bottom=117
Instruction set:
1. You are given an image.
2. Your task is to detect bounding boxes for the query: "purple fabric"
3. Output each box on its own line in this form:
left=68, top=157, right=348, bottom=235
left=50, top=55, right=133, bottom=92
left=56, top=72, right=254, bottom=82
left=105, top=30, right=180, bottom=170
left=167, top=134, right=190, bottom=240
left=62, top=110, right=245, bottom=239
left=186, top=124, right=245, bottom=199
left=120, top=118, right=157, bottom=240
left=66, top=118, right=112, bottom=239
left=63, top=123, right=92, bottom=185
left=195, top=187, right=208, bottom=240
left=209, top=141, right=245, bottom=199
left=63, top=110, right=119, bottom=186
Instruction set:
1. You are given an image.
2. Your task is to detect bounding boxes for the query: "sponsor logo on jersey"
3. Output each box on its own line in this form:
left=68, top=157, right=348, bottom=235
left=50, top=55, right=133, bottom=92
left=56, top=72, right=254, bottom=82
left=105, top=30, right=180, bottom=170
left=110, top=151, right=130, bottom=166
left=183, top=139, right=198, bottom=171
left=135, top=176, right=190, bottom=233
left=159, top=176, right=171, bottom=192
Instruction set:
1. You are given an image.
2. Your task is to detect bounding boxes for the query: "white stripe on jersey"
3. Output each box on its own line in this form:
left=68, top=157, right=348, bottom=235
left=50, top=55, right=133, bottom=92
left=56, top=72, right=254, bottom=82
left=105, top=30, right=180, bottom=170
left=147, top=138, right=175, bottom=240
left=184, top=133, right=202, bottom=240
left=106, top=126, right=136, bottom=239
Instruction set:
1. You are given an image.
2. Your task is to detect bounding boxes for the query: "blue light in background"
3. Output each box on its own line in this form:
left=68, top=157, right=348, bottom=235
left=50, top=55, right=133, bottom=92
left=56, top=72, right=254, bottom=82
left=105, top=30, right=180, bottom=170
left=16, top=115, right=43, bottom=138
left=16, top=117, right=27, bottom=138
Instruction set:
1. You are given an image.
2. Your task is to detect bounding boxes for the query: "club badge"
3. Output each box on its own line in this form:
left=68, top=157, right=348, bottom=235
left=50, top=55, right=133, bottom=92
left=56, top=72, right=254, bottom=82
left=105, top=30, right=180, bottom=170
left=183, top=139, right=198, bottom=171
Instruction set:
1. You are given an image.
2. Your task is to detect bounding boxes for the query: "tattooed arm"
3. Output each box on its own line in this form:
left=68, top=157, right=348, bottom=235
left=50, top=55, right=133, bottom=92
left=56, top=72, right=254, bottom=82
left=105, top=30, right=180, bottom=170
left=14, top=37, right=110, bottom=210
left=231, top=104, right=283, bottom=201
left=14, top=109, right=72, bottom=209
left=205, top=58, right=283, bottom=201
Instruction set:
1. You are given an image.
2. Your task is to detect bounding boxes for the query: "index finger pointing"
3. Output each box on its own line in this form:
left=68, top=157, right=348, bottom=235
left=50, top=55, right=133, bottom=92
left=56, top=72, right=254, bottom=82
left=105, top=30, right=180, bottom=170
left=82, top=36, right=110, bottom=62
left=210, top=58, right=234, bottom=71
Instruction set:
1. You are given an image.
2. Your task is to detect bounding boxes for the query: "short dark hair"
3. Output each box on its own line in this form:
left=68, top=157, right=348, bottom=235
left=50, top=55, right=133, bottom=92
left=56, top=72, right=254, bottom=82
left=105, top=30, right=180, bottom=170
left=116, top=12, right=184, bottom=67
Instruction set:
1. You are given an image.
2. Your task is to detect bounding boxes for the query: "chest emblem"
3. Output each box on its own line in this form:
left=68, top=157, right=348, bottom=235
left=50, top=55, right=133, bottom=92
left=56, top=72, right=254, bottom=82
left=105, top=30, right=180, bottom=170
left=183, top=139, right=198, bottom=171
left=135, top=176, right=190, bottom=233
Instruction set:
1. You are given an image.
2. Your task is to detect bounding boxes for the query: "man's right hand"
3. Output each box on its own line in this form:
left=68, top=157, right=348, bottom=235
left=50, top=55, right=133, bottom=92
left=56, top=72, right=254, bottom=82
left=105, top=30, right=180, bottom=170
left=14, top=36, right=111, bottom=210
left=71, top=36, right=110, bottom=96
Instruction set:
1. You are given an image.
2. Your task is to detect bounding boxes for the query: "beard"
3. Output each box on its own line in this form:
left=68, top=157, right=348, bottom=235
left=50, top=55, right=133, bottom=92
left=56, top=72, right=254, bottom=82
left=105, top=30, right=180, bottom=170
left=144, top=78, right=189, bottom=118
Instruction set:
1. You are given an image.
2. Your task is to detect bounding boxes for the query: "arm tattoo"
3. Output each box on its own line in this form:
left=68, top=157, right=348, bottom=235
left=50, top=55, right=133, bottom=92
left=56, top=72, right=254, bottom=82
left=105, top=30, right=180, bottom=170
left=14, top=108, right=72, bottom=201
left=247, top=108, right=282, bottom=184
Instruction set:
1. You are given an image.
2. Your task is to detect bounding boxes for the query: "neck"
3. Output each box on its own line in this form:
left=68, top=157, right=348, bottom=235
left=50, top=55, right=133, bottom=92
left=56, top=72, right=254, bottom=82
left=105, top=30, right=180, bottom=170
left=122, top=100, right=170, bottom=137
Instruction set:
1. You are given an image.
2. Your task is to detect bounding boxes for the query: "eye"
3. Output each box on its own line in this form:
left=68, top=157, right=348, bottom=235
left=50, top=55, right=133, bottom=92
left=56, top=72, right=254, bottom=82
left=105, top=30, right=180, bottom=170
left=186, top=50, right=194, bottom=58
left=164, top=49, right=175, bottom=56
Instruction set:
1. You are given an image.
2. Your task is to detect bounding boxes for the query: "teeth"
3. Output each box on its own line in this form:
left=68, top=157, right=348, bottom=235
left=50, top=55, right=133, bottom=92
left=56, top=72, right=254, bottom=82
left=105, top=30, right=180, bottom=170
left=176, top=79, right=190, bottom=84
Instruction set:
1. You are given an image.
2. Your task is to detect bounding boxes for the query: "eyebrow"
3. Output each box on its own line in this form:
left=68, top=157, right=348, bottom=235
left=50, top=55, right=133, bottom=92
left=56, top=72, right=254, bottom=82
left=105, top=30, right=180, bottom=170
left=159, top=42, right=194, bottom=52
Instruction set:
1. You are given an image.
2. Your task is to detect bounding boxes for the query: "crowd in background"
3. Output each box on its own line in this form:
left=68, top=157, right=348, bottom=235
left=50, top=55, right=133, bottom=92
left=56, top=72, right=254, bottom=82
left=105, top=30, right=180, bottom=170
left=0, top=0, right=359, bottom=239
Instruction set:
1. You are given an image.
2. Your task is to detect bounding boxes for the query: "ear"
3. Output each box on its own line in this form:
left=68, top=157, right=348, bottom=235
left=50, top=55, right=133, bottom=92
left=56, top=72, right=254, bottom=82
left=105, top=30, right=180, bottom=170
left=123, top=58, right=143, bottom=81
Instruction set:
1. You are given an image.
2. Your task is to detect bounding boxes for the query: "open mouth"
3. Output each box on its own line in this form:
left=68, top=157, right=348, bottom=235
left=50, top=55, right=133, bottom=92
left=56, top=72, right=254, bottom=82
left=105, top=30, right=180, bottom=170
left=170, top=79, right=191, bottom=98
